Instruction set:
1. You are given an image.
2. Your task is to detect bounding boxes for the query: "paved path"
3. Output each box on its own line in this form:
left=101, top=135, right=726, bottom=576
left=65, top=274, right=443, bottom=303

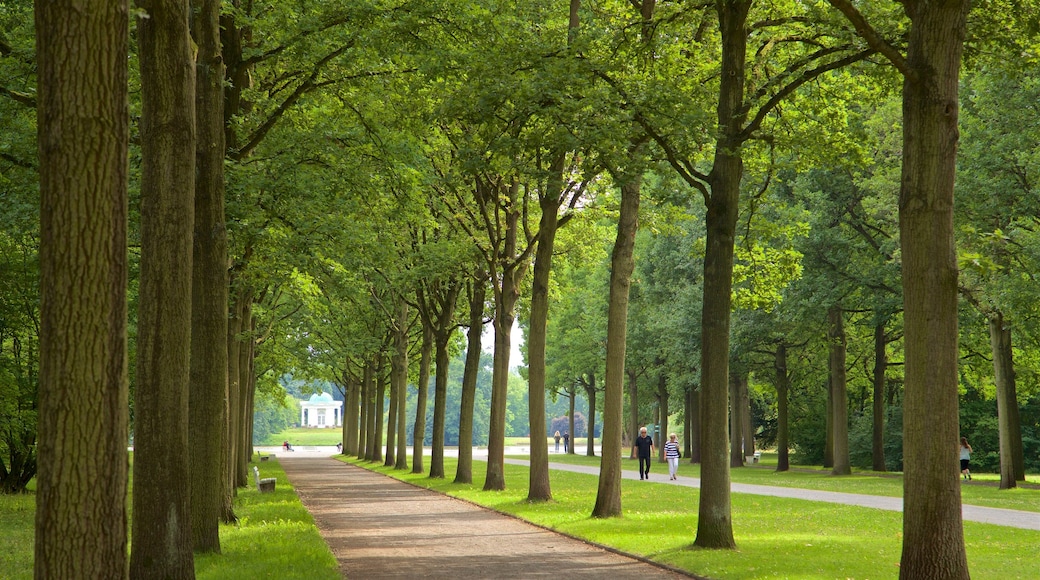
left=503, top=458, right=1040, bottom=531
left=280, top=456, right=695, bottom=579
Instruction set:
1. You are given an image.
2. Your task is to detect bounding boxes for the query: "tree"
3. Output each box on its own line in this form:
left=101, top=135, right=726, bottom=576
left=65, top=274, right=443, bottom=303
left=188, top=0, right=229, bottom=552
left=33, top=0, right=130, bottom=575
left=129, top=0, right=197, bottom=573
left=827, top=1, right=971, bottom=576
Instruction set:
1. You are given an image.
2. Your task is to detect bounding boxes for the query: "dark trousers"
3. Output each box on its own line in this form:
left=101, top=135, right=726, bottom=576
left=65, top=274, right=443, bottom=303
left=639, top=456, right=651, bottom=477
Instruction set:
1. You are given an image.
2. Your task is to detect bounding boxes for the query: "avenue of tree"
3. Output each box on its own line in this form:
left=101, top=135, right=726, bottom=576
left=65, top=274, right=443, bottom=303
left=2, top=1, right=1039, bottom=578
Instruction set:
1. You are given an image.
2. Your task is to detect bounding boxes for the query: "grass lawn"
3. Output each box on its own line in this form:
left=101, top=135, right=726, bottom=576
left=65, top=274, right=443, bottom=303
left=342, top=454, right=1040, bottom=580
left=528, top=452, right=1040, bottom=513
left=2, top=458, right=338, bottom=579
left=261, top=427, right=344, bottom=447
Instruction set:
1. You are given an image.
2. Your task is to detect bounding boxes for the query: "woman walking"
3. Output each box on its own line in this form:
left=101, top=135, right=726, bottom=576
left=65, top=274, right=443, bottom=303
left=664, top=433, right=681, bottom=480
left=960, top=437, right=972, bottom=481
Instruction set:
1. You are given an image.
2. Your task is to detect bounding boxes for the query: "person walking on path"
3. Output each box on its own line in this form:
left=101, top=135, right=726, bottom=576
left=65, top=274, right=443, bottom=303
left=960, top=437, right=973, bottom=480
left=554, top=430, right=561, bottom=452
left=563, top=431, right=570, bottom=453
left=664, top=433, right=681, bottom=480
left=635, top=426, right=654, bottom=480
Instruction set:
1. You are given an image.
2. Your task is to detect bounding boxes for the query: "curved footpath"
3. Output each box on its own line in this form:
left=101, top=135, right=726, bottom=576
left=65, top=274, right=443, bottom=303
left=502, top=459, right=1040, bottom=530
left=280, top=456, right=695, bottom=579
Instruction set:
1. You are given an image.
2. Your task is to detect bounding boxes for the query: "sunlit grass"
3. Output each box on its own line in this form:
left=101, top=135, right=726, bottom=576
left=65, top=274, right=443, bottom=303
left=344, top=455, right=1040, bottom=580
left=525, top=452, right=1040, bottom=513
left=3, top=459, right=338, bottom=579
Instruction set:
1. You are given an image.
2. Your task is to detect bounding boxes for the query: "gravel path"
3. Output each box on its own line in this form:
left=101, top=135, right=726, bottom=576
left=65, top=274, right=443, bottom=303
left=280, top=456, right=697, bottom=580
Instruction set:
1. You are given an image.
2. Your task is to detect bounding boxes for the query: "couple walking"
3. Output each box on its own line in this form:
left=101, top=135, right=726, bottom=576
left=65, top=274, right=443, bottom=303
left=635, top=427, right=681, bottom=480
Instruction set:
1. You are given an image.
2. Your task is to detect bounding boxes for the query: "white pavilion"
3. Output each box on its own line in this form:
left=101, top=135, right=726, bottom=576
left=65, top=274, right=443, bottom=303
left=299, top=392, right=342, bottom=428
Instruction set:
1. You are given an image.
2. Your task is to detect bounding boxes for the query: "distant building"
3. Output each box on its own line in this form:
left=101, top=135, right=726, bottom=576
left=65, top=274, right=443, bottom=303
left=299, top=392, right=342, bottom=428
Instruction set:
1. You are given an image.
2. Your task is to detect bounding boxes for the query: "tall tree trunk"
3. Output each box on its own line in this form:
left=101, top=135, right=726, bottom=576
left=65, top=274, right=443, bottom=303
left=455, top=279, right=485, bottom=484
left=823, top=373, right=834, bottom=469
left=188, top=0, right=227, bottom=553
left=130, top=0, right=197, bottom=573
left=567, top=388, right=576, bottom=455
left=358, top=361, right=371, bottom=460
left=694, top=0, right=748, bottom=549
left=775, top=345, right=790, bottom=472
left=365, top=355, right=378, bottom=461
left=413, top=325, right=432, bottom=473
left=658, top=371, right=668, bottom=463
left=484, top=179, right=528, bottom=492
left=896, top=3, right=970, bottom=577
left=483, top=259, right=525, bottom=490
left=689, top=386, right=701, bottom=463
left=729, top=373, right=743, bottom=467
left=872, top=321, right=887, bottom=472
left=34, top=0, right=130, bottom=573
left=989, top=312, right=1024, bottom=488
left=526, top=164, right=563, bottom=500
left=223, top=295, right=242, bottom=518
left=829, top=305, right=851, bottom=475
left=384, top=350, right=399, bottom=468
left=430, top=328, right=450, bottom=478
left=395, top=303, right=409, bottom=470
left=345, top=372, right=359, bottom=456
left=741, top=373, right=754, bottom=459
left=235, top=301, right=252, bottom=487
left=627, top=368, right=639, bottom=459
left=373, top=354, right=386, bottom=464
left=592, top=177, right=640, bottom=518
left=584, top=373, right=597, bottom=457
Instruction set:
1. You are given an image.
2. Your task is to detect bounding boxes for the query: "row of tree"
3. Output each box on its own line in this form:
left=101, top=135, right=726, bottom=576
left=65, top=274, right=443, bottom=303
left=3, top=0, right=1038, bottom=578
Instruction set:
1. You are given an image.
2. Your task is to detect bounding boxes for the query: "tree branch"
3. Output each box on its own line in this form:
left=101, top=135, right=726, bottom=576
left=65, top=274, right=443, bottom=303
left=826, top=0, right=913, bottom=79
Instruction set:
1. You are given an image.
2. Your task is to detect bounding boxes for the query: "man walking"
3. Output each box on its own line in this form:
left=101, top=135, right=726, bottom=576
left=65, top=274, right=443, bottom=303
left=635, top=426, right=654, bottom=480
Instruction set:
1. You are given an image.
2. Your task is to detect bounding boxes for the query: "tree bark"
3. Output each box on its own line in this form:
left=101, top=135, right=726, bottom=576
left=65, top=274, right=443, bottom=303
left=34, top=0, right=130, bottom=574
left=345, top=371, right=359, bottom=456
left=689, top=386, right=701, bottom=464
left=658, top=371, right=668, bottom=463
left=741, top=373, right=754, bottom=459
left=895, top=3, right=971, bottom=577
left=413, top=325, right=432, bottom=473
left=693, top=0, right=750, bottom=549
left=130, top=0, right=197, bottom=572
left=358, top=360, right=371, bottom=460
left=872, top=321, right=887, bottom=472
left=526, top=169, right=563, bottom=500
left=775, top=345, right=790, bottom=472
left=627, top=368, right=639, bottom=459
left=395, top=302, right=409, bottom=471
left=829, top=305, right=851, bottom=476
left=592, top=177, right=640, bottom=518
left=188, top=0, right=227, bottom=553
left=430, top=327, right=451, bottom=478
left=584, top=373, right=597, bottom=457
left=385, top=347, right=399, bottom=467
left=455, top=279, right=485, bottom=484
left=235, top=301, right=252, bottom=487
left=484, top=179, right=528, bottom=492
left=729, top=373, right=743, bottom=468
left=988, top=312, right=1024, bottom=488
left=373, top=354, right=386, bottom=463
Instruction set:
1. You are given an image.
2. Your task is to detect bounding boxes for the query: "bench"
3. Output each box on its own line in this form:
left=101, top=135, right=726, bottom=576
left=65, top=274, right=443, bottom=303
left=745, top=451, right=762, bottom=464
left=253, top=465, right=276, bottom=493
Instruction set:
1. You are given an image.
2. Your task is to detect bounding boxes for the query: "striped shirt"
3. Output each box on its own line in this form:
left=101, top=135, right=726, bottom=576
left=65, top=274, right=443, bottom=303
left=664, top=440, right=680, bottom=458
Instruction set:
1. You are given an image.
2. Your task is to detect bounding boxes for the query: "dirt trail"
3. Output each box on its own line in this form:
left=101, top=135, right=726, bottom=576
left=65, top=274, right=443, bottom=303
left=280, top=456, right=695, bottom=579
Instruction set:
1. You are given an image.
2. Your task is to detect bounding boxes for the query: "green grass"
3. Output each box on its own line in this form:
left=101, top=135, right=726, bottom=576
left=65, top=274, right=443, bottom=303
left=343, top=455, right=1040, bottom=580
left=0, top=484, right=35, bottom=580
left=529, top=452, right=1040, bottom=513
left=261, top=427, right=344, bottom=446
left=196, top=458, right=339, bottom=579
left=2, top=459, right=338, bottom=579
